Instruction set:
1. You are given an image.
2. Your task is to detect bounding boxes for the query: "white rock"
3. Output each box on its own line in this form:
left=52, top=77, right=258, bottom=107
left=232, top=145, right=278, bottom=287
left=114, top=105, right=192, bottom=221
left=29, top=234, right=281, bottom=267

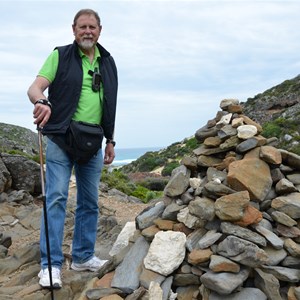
left=189, top=177, right=202, bottom=189
left=169, top=291, right=177, bottom=300
left=109, top=221, right=136, bottom=256
left=284, top=134, right=293, bottom=141
left=213, top=178, right=221, bottom=184
left=220, top=99, right=239, bottom=110
left=232, top=117, right=244, bottom=128
left=237, top=125, right=258, bottom=139
left=149, top=281, right=163, bottom=300
left=216, top=113, right=232, bottom=126
left=144, top=231, right=186, bottom=276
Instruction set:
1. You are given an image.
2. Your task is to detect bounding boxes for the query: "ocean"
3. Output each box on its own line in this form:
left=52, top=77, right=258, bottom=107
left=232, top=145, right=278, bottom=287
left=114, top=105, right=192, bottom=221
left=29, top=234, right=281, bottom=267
left=113, top=147, right=163, bottom=167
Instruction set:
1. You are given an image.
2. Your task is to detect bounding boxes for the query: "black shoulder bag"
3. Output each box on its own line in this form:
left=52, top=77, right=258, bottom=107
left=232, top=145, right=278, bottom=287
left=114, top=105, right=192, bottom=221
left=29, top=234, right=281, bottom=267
left=51, top=120, right=104, bottom=164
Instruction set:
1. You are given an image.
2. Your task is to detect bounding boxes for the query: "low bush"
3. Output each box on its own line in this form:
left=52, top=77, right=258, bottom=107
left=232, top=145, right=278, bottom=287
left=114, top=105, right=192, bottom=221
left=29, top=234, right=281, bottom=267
left=131, top=186, right=162, bottom=203
left=138, top=177, right=169, bottom=191
left=262, top=122, right=282, bottom=138
left=101, top=168, right=162, bottom=203
left=162, top=161, right=180, bottom=176
left=101, top=168, right=136, bottom=195
left=3, top=149, right=43, bottom=164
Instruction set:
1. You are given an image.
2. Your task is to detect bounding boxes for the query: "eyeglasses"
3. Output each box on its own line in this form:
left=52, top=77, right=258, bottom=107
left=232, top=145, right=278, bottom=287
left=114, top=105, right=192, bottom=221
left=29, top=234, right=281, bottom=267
left=88, top=68, right=102, bottom=92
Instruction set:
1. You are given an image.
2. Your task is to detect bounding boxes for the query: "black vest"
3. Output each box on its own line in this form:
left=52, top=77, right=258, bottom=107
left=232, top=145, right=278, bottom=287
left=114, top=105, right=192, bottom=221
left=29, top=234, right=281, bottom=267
left=42, top=41, right=118, bottom=140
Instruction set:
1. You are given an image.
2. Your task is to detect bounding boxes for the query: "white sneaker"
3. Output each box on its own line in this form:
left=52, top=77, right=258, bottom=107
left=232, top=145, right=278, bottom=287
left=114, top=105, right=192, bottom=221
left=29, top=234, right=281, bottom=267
left=71, top=256, right=108, bottom=272
left=38, top=267, right=62, bottom=289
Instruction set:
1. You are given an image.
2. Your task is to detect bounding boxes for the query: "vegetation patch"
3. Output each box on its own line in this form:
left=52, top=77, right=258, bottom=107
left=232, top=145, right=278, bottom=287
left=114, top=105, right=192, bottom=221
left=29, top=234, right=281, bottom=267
left=101, top=168, right=163, bottom=203
left=121, top=137, right=199, bottom=174
left=262, top=116, right=300, bottom=154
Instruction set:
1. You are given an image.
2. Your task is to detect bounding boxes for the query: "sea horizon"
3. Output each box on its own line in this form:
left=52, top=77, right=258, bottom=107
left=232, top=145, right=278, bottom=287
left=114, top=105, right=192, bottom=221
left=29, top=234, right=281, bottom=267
left=112, top=146, right=164, bottom=167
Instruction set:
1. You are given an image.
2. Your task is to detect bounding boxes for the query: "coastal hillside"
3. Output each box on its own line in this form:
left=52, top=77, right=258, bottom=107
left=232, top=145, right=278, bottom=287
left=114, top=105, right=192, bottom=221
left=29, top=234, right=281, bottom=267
left=242, top=74, right=300, bottom=155
left=242, top=74, right=300, bottom=125
left=0, top=123, right=40, bottom=157
left=122, top=74, right=300, bottom=174
left=120, top=137, right=198, bottom=175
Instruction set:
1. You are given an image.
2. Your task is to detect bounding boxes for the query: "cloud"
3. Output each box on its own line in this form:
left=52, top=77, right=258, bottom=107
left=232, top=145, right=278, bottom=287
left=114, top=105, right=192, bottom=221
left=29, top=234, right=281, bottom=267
left=1, top=0, right=300, bottom=148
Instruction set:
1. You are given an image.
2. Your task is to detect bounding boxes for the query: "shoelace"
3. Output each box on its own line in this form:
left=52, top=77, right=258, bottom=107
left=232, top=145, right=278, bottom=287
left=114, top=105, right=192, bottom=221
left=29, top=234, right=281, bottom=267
left=52, top=268, right=60, bottom=277
left=91, top=257, right=100, bottom=263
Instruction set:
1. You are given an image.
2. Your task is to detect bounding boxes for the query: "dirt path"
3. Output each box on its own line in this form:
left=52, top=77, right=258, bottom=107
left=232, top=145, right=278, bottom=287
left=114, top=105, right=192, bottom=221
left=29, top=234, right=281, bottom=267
left=7, top=186, right=150, bottom=255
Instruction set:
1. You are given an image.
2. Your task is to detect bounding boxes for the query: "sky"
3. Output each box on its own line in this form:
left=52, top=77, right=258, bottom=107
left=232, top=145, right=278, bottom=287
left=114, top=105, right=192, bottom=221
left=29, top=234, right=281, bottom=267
left=1, top=0, right=300, bottom=149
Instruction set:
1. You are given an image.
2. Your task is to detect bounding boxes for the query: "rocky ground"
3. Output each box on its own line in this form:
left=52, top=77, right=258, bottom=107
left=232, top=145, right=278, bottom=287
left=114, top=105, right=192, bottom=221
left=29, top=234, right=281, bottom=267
left=0, top=178, right=150, bottom=300
left=6, top=187, right=147, bottom=256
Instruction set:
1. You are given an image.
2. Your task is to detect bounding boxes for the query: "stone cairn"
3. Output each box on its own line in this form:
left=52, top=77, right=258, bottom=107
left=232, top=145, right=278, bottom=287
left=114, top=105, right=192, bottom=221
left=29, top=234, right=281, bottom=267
left=95, top=99, right=300, bottom=300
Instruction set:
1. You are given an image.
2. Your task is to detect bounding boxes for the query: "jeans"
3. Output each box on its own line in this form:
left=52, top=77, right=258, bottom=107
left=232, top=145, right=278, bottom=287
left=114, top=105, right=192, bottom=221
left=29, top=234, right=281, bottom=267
left=40, top=138, right=103, bottom=269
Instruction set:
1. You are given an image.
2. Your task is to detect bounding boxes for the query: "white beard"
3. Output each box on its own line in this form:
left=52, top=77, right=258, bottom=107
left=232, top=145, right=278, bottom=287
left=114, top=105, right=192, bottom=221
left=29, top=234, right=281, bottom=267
left=79, top=40, right=95, bottom=50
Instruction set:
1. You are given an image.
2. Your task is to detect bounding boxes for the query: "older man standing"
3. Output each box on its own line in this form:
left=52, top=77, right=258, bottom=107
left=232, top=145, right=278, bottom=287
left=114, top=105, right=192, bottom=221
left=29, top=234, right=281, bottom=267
left=27, top=8, right=118, bottom=288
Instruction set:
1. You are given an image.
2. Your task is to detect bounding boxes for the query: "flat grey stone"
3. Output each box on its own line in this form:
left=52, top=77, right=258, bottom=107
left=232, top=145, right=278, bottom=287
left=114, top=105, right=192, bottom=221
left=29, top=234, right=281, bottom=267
left=111, top=236, right=149, bottom=294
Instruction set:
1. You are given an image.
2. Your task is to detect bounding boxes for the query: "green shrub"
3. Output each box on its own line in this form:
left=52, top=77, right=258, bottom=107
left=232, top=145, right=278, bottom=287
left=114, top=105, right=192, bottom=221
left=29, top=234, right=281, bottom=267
left=138, top=156, right=166, bottom=172
left=130, top=185, right=149, bottom=202
left=101, top=168, right=163, bottom=202
left=139, top=177, right=169, bottom=191
left=161, top=161, right=180, bottom=176
left=145, top=191, right=163, bottom=202
left=289, top=144, right=300, bottom=156
left=262, top=122, right=282, bottom=138
left=145, top=191, right=157, bottom=202
left=131, top=185, right=163, bottom=203
left=101, top=168, right=136, bottom=194
left=185, top=137, right=199, bottom=149
left=32, top=154, right=42, bottom=163
left=4, top=149, right=43, bottom=164
left=262, top=117, right=300, bottom=141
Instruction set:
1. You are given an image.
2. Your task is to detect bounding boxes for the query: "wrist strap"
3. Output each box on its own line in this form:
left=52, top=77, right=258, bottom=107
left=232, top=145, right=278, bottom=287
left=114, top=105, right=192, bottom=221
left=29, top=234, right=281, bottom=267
left=106, top=139, right=116, bottom=147
left=34, top=99, right=52, bottom=109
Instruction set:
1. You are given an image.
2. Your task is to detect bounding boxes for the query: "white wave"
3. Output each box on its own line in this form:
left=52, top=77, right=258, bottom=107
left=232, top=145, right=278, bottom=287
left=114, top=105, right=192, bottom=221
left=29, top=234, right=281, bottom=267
left=112, top=158, right=136, bottom=166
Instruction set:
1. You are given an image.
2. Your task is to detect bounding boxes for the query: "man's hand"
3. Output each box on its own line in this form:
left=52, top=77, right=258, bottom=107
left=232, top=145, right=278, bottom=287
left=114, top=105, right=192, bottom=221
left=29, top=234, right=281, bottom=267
left=33, top=104, right=51, bottom=128
left=104, top=143, right=115, bottom=164
left=27, top=76, right=51, bottom=128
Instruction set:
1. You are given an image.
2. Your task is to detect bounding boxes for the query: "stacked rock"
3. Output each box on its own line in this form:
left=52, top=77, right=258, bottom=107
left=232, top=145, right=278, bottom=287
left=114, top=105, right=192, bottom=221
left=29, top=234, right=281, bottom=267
left=98, top=99, right=300, bottom=300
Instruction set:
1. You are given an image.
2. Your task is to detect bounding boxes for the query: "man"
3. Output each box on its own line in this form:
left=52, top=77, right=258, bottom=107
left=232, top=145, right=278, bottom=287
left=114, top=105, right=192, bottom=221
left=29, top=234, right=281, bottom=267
left=27, top=9, right=118, bottom=288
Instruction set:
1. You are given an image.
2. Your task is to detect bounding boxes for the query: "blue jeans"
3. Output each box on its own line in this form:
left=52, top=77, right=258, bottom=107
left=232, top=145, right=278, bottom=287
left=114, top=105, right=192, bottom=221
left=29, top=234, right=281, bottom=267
left=40, top=138, right=103, bottom=269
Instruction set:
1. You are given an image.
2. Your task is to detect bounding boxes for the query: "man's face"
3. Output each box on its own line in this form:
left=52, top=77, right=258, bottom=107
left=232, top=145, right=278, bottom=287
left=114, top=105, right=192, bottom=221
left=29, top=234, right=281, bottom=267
left=72, top=14, right=102, bottom=51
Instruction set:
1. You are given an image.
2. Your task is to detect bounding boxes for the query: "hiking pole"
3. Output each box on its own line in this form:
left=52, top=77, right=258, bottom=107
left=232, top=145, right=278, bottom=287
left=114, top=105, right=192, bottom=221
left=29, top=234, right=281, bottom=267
left=37, top=127, right=55, bottom=300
